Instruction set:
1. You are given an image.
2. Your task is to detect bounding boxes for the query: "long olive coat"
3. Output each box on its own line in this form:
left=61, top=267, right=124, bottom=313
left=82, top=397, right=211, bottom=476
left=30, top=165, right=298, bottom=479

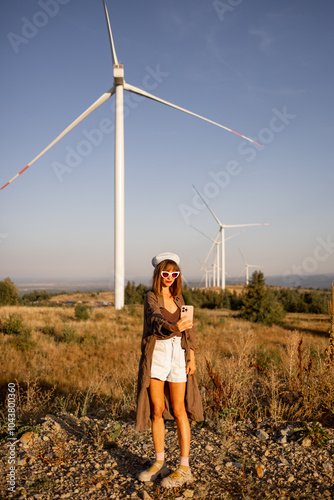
left=135, top=291, right=204, bottom=431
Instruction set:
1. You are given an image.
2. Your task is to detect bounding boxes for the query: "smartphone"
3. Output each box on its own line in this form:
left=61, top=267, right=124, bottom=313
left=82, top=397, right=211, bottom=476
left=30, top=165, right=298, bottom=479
left=181, top=305, right=194, bottom=322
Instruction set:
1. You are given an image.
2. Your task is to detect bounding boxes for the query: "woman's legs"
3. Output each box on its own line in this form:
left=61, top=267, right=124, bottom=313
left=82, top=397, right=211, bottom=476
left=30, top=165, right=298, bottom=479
left=140, top=379, right=192, bottom=486
left=168, top=382, right=190, bottom=462
left=160, top=381, right=193, bottom=486
left=138, top=378, right=168, bottom=482
left=149, top=378, right=166, bottom=455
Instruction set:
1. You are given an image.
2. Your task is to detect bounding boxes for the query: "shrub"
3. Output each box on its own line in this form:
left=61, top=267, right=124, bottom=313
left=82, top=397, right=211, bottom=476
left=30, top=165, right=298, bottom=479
left=203, top=359, right=234, bottom=418
left=124, top=282, right=149, bottom=304
left=41, top=325, right=56, bottom=337
left=75, top=303, right=90, bottom=321
left=301, top=291, right=328, bottom=314
left=258, top=291, right=286, bottom=325
left=230, top=290, right=244, bottom=310
left=274, top=288, right=298, bottom=313
left=0, top=278, right=20, bottom=305
left=0, top=314, right=26, bottom=335
left=0, top=314, right=35, bottom=351
left=8, top=330, right=36, bottom=351
left=294, top=421, right=331, bottom=447
left=61, top=325, right=79, bottom=343
left=275, top=288, right=329, bottom=314
left=200, top=291, right=220, bottom=309
left=182, top=288, right=205, bottom=308
left=21, top=290, right=51, bottom=303
left=93, top=312, right=106, bottom=321
left=183, top=288, right=234, bottom=309
left=240, top=271, right=286, bottom=325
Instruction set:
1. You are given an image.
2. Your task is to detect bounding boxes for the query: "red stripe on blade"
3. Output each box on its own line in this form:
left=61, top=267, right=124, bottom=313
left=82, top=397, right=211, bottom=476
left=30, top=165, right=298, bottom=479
left=19, top=165, right=29, bottom=175
left=231, top=129, right=262, bottom=147
left=231, top=130, right=244, bottom=138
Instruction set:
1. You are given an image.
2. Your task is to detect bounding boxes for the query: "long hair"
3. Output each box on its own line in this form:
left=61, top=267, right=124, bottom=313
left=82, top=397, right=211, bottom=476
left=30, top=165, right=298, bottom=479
left=152, top=259, right=183, bottom=297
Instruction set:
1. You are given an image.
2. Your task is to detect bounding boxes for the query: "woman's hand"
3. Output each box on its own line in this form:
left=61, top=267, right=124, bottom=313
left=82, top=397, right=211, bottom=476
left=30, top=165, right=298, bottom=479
left=186, top=349, right=196, bottom=375
left=174, top=316, right=193, bottom=333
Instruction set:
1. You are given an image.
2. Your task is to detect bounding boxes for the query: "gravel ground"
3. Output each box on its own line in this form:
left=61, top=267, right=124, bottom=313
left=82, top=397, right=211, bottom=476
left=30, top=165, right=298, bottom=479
left=1, top=412, right=333, bottom=499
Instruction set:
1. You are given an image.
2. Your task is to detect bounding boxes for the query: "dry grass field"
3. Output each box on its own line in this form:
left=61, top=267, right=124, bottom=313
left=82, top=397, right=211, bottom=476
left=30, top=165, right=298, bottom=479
left=48, top=290, right=114, bottom=305
left=0, top=295, right=333, bottom=433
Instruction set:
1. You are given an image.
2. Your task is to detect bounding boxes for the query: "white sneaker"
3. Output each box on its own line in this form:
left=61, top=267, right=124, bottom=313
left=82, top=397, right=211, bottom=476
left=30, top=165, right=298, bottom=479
left=160, top=467, right=193, bottom=488
left=137, top=461, right=169, bottom=482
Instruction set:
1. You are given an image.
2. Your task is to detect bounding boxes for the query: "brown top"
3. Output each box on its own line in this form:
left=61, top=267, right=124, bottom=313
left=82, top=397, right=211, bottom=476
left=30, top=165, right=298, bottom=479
left=135, top=291, right=204, bottom=431
left=160, top=307, right=181, bottom=338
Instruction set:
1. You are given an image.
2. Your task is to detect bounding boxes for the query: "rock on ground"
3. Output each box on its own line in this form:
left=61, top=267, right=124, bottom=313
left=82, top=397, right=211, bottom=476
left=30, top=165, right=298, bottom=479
left=0, top=412, right=333, bottom=499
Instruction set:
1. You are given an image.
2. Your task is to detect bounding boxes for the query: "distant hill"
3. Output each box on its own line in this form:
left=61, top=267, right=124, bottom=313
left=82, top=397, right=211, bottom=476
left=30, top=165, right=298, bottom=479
left=8, top=272, right=333, bottom=295
left=189, top=273, right=334, bottom=291
left=251, top=273, right=333, bottom=290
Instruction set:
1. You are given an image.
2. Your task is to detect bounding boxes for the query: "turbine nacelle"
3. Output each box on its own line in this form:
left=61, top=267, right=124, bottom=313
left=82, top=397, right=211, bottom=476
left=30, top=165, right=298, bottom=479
left=113, top=64, right=124, bottom=85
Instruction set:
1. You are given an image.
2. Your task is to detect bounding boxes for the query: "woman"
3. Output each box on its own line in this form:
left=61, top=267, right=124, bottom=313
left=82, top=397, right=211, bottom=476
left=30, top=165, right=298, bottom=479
left=136, top=252, right=203, bottom=488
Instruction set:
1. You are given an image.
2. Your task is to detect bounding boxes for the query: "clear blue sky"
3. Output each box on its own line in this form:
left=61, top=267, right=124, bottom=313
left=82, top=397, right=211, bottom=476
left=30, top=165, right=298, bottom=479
left=1, top=0, right=333, bottom=287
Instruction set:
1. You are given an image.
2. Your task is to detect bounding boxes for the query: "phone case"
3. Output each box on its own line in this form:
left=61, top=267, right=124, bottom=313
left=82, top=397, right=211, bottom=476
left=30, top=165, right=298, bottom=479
left=181, top=305, right=194, bottom=322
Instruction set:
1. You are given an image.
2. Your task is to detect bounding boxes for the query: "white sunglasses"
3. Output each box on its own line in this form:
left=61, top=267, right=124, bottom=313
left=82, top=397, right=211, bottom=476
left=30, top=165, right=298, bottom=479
left=161, top=271, right=180, bottom=279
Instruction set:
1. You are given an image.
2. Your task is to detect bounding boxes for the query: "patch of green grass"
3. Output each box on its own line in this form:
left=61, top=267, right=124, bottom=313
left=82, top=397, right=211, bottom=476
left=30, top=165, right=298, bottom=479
left=294, top=421, right=331, bottom=447
left=255, top=345, right=282, bottom=369
left=15, top=424, right=42, bottom=439
left=27, top=478, right=53, bottom=492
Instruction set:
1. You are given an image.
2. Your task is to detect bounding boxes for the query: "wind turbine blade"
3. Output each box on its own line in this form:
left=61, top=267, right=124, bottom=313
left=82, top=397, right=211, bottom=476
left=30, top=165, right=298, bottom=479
left=182, top=274, right=191, bottom=288
left=1, top=87, right=115, bottom=190
left=201, top=239, right=217, bottom=270
left=102, top=0, right=118, bottom=65
left=192, top=185, right=223, bottom=227
left=123, top=83, right=262, bottom=147
left=225, top=223, right=270, bottom=228
left=239, top=248, right=246, bottom=265
left=214, top=228, right=222, bottom=244
left=198, top=274, right=205, bottom=288
left=225, top=229, right=246, bottom=242
left=191, top=225, right=220, bottom=244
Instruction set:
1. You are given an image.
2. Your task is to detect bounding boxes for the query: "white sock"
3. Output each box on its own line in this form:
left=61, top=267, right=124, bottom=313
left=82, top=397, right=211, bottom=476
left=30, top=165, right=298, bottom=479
left=155, top=452, right=165, bottom=462
left=180, top=456, right=189, bottom=467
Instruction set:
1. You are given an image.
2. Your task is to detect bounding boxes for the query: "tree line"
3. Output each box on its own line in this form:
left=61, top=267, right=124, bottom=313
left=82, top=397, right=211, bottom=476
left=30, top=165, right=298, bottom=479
left=0, top=273, right=331, bottom=327
left=124, top=272, right=331, bottom=325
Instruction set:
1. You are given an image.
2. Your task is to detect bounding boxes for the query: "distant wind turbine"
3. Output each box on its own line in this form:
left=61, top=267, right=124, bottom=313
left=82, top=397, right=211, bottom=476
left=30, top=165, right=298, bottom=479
left=239, top=249, right=262, bottom=285
left=1, top=0, right=262, bottom=309
left=192, top=226, right=221, bottom=286
left=192, top=225, right=245, bottom=287
left=192, top=185, right=269, bottom=290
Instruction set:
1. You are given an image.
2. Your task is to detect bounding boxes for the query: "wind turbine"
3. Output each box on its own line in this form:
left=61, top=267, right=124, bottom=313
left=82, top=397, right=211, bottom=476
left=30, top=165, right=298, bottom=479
left=239, top=249, right=262, bottom=285
left=192, top=225, right=246, bottom=287
left=192, top=226, right=221, bottom=286
left=192, top=185, right=269, bottom=290
left=1, top=1, right=262, bottom=309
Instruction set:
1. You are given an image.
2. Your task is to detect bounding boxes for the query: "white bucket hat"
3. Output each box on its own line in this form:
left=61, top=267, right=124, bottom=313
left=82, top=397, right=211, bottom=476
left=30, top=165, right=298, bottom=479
left=152, top=252, right=180, bottom=268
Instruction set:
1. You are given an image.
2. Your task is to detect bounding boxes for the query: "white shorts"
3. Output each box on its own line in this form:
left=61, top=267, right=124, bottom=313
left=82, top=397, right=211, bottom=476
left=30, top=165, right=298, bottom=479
left=151, top=336, right=187, bottom=383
